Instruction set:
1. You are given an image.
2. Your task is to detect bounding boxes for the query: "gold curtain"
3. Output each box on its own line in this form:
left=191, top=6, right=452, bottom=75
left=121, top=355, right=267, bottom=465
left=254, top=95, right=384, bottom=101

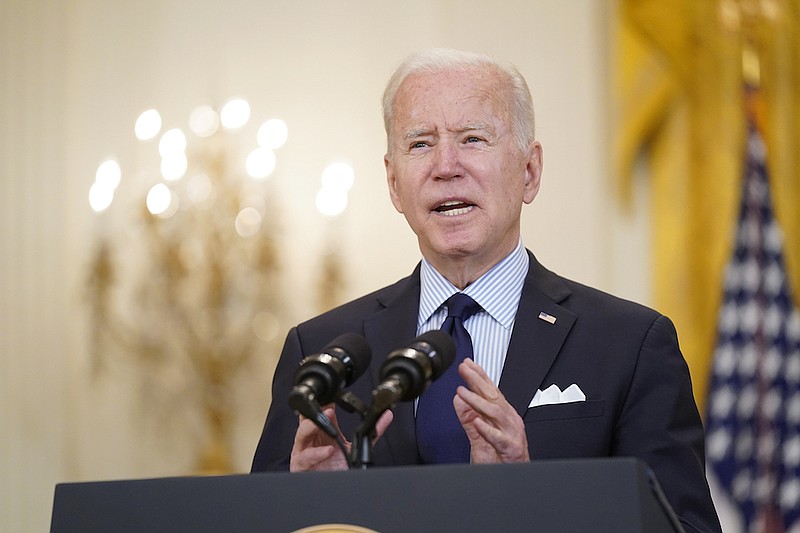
left=615, top=0, right=800, bottom=411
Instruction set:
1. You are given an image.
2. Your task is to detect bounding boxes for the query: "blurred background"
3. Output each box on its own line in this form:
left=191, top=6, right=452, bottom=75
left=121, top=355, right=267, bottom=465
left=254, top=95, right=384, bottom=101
left=2, top=1, right=798, bottom=531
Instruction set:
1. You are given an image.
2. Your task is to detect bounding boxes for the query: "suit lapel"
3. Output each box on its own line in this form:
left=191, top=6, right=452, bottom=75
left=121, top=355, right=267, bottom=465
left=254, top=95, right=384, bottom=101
left=357, top=254, right=576, bottom=458
left=498, top=252, right=576, bottom=416
left=363, top=266, right=421, bottom=463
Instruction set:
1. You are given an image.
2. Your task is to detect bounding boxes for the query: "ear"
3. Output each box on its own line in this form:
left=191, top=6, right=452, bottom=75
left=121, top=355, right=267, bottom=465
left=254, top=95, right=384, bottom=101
left=385, top=154, right=405, bottom=213
left=522, top=141, right=543, bottom=204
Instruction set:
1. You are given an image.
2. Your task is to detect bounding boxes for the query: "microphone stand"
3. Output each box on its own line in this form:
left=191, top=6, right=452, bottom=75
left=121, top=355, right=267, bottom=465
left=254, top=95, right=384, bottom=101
left=336, top=388, right=399, bottom=470
left=334, top=392, right=374, bottom=469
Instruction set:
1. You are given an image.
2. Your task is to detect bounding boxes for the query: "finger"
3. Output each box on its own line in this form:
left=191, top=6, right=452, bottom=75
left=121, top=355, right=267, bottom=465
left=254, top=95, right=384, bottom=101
left=462, top=357, right=491, bottom=380
left=459, top=359, right=501, bottom=400
left=455, top=384, right=506, bottom=422
left=453, top=394, right=483, bottom=439
left=472, top=416, right=529, bottom=461
left=458, top=400, right=529, bottom=463
left=295, top=416, right=329, bottom=446
left=290, top=445, right=337, bottom=472
left=320, top=404, right=337, bottom=422
left=374, top=409, right=394, bottom=439
left=297, top=405, right=349, bottom=445
left=320, top=405, right=347, bottom=440
left=469, top=413, right=507, bottom=442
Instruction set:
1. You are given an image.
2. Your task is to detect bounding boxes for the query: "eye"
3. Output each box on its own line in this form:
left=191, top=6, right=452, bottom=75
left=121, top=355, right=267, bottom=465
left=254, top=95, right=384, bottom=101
left=465, top=136, right=483, bottom=143
left=410, top=141, right=429, bottom=149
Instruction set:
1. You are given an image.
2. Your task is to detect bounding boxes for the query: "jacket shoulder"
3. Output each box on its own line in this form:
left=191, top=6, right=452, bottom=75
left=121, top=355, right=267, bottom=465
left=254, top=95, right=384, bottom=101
left=527, top=250, right=662, bottom=326
left=294, top=270, right=419, bottom=346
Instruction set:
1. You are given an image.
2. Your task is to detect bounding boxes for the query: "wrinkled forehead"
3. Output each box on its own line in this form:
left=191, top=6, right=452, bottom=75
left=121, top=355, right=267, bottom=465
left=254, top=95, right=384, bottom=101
left=393, top=67, right=514, bottom=128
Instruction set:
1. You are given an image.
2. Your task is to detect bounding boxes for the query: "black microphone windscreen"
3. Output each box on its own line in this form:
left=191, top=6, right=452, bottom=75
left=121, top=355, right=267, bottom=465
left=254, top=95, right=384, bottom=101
left=324, top=332, right=372, bottom=385
left=413, top=329, right=456, bottom=380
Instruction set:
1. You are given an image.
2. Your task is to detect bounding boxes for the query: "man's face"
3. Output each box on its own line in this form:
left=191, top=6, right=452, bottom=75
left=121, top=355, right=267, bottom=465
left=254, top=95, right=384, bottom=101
left=385, top=67, right=542, bottom=272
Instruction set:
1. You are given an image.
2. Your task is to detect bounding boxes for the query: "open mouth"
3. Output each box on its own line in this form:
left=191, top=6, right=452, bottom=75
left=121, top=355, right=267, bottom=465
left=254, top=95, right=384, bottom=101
left=435, top=200, right=474, bottom=217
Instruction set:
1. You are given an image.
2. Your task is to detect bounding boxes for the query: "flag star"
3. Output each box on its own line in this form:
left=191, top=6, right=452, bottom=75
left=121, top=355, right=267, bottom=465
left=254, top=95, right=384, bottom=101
left=786, top=394, right=800, bottom=425
left=711, top=386, right=736, bottom=419
left=787, top=356, right=800, bottom=384
left=716, top=343, right=737, bottom=376
left=783, top=436, right=800, bottom=467
left=759, top=389, right=782, bottom=419
left=737, top=385, right=758, bottom=418
left=762, top=347, right=783, bottom=379
left=764, top=262, right=784, bottom=296
left=764, top=306, right=783, bottom=338
left=741, top=300, right=761, bottom=334
left=765, top=220, right=784, bottom=254
left=780, top=479, right=800, bottom=511
left=707, top=428, right=732, bottom=460
left=735, top=431, right=754, bottom=460
left=754, top=474, right=777, bottom=502
left=733, top=470, right=754, bottom=500
left=720, top=301, right=740, bottom=335
left=738, top=345, right=758, bottom=377
left=788, top=311, right=800, bottom=343
left=741, top=256, right=761, bottom=292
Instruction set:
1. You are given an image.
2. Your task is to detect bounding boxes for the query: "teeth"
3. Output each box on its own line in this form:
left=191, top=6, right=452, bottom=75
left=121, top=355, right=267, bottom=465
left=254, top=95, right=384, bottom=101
left=441, top=205, right=472, bottom=216
left=435, top=200, right=473, bottom=216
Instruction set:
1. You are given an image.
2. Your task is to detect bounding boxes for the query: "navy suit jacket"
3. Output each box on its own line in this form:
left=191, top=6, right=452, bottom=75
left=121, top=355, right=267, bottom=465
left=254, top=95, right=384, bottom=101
left=252, top=251, right=721, bottom=532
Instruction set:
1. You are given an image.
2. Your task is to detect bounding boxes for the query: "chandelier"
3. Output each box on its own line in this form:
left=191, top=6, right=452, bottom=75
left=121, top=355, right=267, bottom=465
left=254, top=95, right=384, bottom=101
left=85, top=98, right=350, bottom=473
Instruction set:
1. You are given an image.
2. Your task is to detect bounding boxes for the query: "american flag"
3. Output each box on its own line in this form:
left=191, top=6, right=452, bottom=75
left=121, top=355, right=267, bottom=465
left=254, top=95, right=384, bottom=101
left=705, top=115, right=800, bottom=532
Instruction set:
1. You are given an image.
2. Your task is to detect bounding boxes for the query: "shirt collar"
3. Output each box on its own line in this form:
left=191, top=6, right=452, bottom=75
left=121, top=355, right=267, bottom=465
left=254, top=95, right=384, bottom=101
left=418, top=241, right=529, bottom=329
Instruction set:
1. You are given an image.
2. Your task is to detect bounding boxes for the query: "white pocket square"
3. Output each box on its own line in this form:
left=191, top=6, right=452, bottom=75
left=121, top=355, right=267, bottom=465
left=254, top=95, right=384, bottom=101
left=528, top=384, right=586, bottom=408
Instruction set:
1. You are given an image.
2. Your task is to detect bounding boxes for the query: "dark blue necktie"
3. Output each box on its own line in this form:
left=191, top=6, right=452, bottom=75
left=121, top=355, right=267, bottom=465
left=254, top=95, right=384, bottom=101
left=416, top=293, right=482, bottom=463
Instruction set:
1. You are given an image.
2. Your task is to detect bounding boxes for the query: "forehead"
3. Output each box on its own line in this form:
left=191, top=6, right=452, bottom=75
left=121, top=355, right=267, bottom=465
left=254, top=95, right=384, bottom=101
left=392, top=67, right=512, bottom=128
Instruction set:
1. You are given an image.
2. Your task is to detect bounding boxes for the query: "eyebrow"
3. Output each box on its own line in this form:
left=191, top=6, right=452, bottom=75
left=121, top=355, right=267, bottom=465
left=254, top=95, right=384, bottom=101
left=403, top=129, right=431, bottom=140
left=459, top=122, right=493, bottom=133
left=403, top=123, right=494, bottom=140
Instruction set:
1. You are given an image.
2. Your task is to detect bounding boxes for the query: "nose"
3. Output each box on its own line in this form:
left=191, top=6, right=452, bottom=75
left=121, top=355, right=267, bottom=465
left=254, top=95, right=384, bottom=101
left=432, top=141, right=462, bottom=180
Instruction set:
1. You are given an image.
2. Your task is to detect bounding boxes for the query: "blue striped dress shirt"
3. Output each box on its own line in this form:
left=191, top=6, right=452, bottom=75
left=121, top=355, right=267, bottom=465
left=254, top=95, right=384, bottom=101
left=417, top=241, right=529, bottom=386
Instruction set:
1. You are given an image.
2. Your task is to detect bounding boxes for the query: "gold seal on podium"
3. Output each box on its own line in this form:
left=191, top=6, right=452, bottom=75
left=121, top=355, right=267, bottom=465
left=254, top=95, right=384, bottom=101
left=292, top=525, right=380, bottom=533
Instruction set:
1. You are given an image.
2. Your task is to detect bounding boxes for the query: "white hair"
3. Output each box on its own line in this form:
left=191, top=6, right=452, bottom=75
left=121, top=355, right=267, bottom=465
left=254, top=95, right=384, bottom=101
left=382, top=48, right=536, bottom=155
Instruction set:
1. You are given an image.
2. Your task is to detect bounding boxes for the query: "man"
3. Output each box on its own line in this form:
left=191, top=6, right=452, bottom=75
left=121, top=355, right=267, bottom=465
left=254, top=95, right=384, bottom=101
left=252, top=49, right=721, bottom=532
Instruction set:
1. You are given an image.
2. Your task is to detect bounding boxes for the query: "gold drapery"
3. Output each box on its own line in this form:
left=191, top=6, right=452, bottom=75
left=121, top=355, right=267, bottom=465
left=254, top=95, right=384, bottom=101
left=615, top=0, right=800, bottom=411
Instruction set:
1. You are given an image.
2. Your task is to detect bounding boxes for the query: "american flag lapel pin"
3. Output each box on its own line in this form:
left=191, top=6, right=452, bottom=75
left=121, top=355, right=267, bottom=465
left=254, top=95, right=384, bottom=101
left=538, top=311, right=557, bottom=324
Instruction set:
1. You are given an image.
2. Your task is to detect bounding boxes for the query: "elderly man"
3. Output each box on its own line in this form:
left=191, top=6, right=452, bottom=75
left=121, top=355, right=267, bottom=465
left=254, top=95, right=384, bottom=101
left=252, top=48, right=721, bottom=533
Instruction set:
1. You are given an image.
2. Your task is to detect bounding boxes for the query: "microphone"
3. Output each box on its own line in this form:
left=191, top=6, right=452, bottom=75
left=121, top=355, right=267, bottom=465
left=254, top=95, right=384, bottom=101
left=288, top=332, right=372, bottom=437
left=371, top=330, right=456, bottom=413
left=350, top=330, right=455, bottom=468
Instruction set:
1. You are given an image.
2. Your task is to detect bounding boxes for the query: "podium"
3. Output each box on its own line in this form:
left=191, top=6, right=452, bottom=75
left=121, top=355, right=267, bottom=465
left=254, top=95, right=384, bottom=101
left=51, top=458, right=684, bottom=532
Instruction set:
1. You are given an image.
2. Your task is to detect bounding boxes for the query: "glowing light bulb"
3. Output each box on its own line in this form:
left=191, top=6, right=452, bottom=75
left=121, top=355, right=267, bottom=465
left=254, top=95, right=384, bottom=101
left=161, top=153, right=188, bottom=181
left=159, top=128, right=187, bottom=158
left=321, top=162, right=355, bottom=191
left=135, top=109, right=162, bottom=140
left=146, top=183, right=173, bottom=216
left=187, top=173, right=215, bottom=207
left=315, top=187, right=348, bottom=217
left=235, top=206, right=262, bottom=237
left=257, top=119, right=288, bottom=149
left=220, top=98, right=250, bottom=130
left=95, top=159, right=122, bottom=190
left=89, top=181, right=115, bottom=212
left=189, top=105, right=219, bottom=137
left=246, top=147, right=276, bottom=180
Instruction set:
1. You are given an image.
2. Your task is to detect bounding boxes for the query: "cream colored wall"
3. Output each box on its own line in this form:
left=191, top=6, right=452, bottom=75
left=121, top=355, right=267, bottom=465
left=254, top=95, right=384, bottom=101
left=1, top=1, right=656, bottom=531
